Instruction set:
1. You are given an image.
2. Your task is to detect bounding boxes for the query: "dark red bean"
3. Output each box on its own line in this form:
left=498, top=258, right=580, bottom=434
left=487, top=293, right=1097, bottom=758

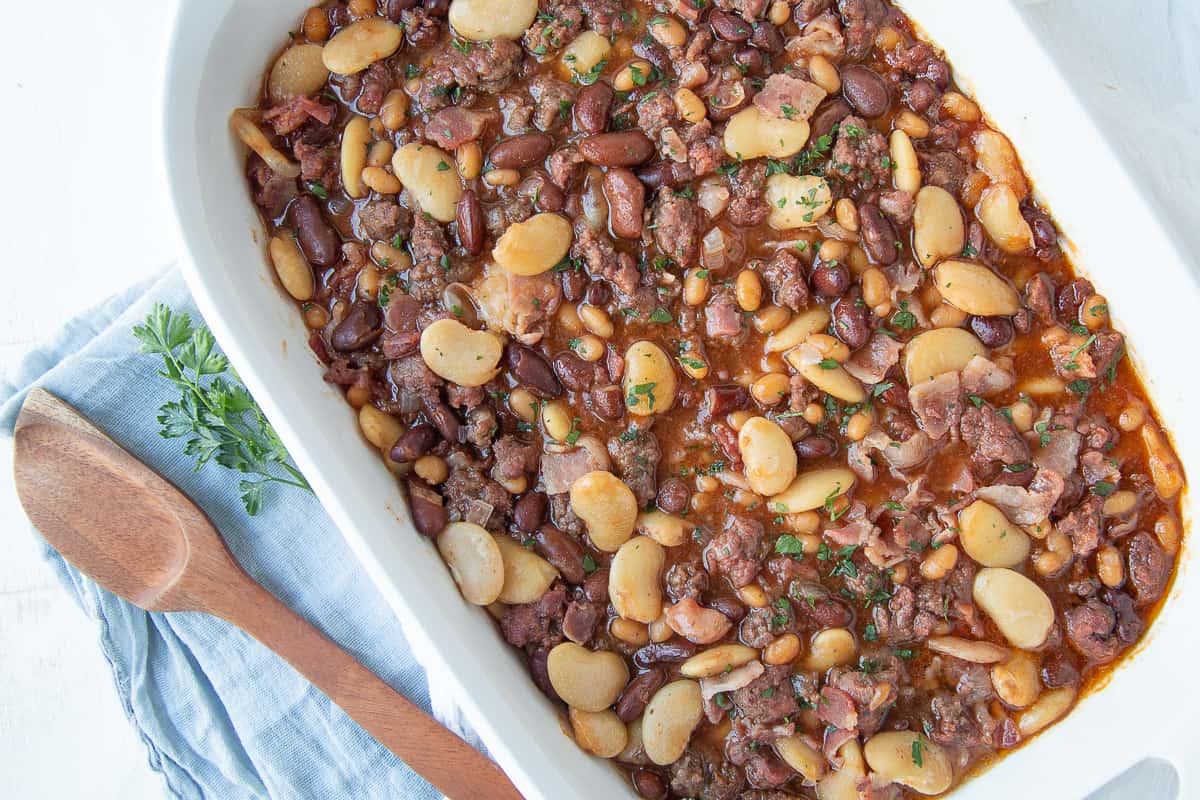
left=810, top=98, right=853, bottom=142
left=406, top=478, right=446, bottom=537
left=970, top=315, right=1014, bottom=348
left=795, top=434, right=836, bottom=460
left=488, top=132, right=554, bottom=169
left=421, top=394, right=461, bottom=443
left=751, top=21, right=784, bottom=54
left=507, top=343, right=563, bottom=398
left=707, top=595, right=746, bottom=623
left=832, top=288, right=871, bottom=349
left=512, top=492, right=549, bottom=535
left=904, top=78, right=939, bottom=113
left=705, top=78, right=750, bottom=121
left=604, top=167, right=646, bottom=239
left=656, top=478, right=690, bottom=514
left=389, top=423, right=437, bottom=462
left=858, top=203, right=899, bottom=266
left=561, top=269, right=587, bottom=302
left=422, top=0, right=449, bottom=16
left=635, top=161, right=694, bottom=191
left=518, top=175, right=565, bottom=213
left=811, top=262, right=850, bottom=298
left=574, top=82, right=615, bottom=135
left=585, top=280, right=611, bottom=306
left=530, top=647, right=558, bottom=700
left=633, top=38, right=671, bottom=74
left=633, top=641, right=697, bottom=669
left=840, top=65, right=890, bottom=118
left=290, top=195, right=340, bottom=267
left=616, top=669, right=667, bottom=722
left=456, top=190, right=484, bottom=256
left=591, top=385, right=626, bottom=420
left=554, top=351, right=603, bottom=392
left=330, top=301, right=383, bottom=351
left=579, top=131, right=655, bottom=167
left=633, top=769, right=668, bottom=800
left=710, top=9, right=752, bottom=41
left=733, top=47, right=766, bottom=76
left=1056, top=278, right=1094, bottom=322
left=583, top=566, right=609, bottom=603
left=706, top=384, right=750, bottom=417
left=533, top=524, right=587, bottom=582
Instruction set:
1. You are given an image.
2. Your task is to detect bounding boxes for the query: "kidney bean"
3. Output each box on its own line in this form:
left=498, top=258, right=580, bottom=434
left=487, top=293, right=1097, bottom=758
left=706, top=384, right=750, bottom=417
left=583, top=566, right=610, bottom=603
left=970, top=315, right=1014, bottom=348
left=633, top=769, right=668, bottom=800
left=656, top=478, right=690, bottom=514
left=733, top=47, right=766, bottom=76
left=529, top=647, right=558, bottom=700
left=810, top=98, right=852, bottom=142
left=635, top=161, right=694, bottom=191
left=574, top=82, right=615, bottom=135
left=811, top=261, right=850, bottom=298
left=518, top=175, right=565, bottom=213
left=561, top=269, right=587, bottom=302
left=707, top=595, right=746, bottom=623
left=1056, top=278, right=1094, bottom=322
left=585, top=280, right=611, bottom=306
left=386, top=0, right=417, bottom=20
left=840, top=65, right=890, bottom=118
left=553, top=351, right=602, bottom=392
left=603, top=167, right=646, bottom=239
left=751, top=21, right=784, bottom=54
left=832, top=288, right=871, bottom=349
left=330, top=301, right=382, bottom=351
left=591, top=385, right=626, bottom=420
left=632, top=39, right=671, bottom=75
left=795, top=434, right=837, bottom=460
left=423, top=0, right=449, bottom=16
left=710, top=9, right=752, bottom=41
left=904, top=78, right=939, bottom=113
left=389, top=423, right=437, bottom=462
left=406, top=478, right=446, bottom=537
left=706, top=78, right=750, bottom=122
left=532, top=523, right=586, bottom=582
left=507, top=343, right=563, bottom=398
left=488, top=132, right=554, bottom=169
left=858, top=203, right=899, bottom=265
left=633, top=641, right=697, bottom=669
left=616, top=669, right=666, bottom=722
left=579, top=131, right=655, bottom=167
left=512, top=491, right=549, bottom=534
left=421, top=394, right=462, bottom=443
left=290, top=195, right=339, bottom=267
left=456, top=190, right=484, bottom=256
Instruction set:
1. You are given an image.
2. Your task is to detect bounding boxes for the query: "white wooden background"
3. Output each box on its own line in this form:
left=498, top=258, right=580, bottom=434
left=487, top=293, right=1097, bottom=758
left=0, top=1, right=1195, bottom=798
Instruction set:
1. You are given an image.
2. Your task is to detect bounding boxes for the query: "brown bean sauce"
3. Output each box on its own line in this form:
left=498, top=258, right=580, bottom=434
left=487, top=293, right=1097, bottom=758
left=239, top=1, right=1185, bottom=797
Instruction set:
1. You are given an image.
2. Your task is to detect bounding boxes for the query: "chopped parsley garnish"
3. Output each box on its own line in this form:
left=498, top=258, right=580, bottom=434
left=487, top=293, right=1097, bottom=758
left=775, top=534, right=805, bottom=557
left=1091, top=481, right=1117, bottom=496
left=582, top=553, right=598, bottom=573
left=306, top=180, right=328, bottom=199
left=649, top=307, right=674, bottom=324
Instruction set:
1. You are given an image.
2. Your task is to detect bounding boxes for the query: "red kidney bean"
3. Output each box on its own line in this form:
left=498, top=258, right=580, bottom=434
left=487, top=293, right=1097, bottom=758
left=841, top=65, right=891, bottom=118
left=969, top=315, right=1014, bottom=348
left=330, top=301, right=383, bottom=352
left=561, top=269, right=587, bottom=302
left=406, top=478, right=446, bottom=537
left=530, top=647, right=558, bottom=700
left=633, top=39, right=671, bottom=75
left=811, top=262, right=850, bottom=298
left=290, top=195, right=339, bottom=267
left=705, top=78, right=750, bottom=121
left=579, top=131, right=655, bottom=167
left=1056, top=278, right=1094, bottom=322
left=553, top=351, right=604, bottom=392
left=810, top=98, right=853, bottom=142
left=635, top=161, right=694, bottom=191
left=603, top=167, right=646, bottom=239
left=656, top=478, right=690, bottom=514
left=506, top=343, right=563, bottom=398
left=832, top=288, right=871, bottom=349
left=706, top=384, right=750, bottom=417
left=533, top=524, right=587, bottom=583
left=574, top=82, right=614, bottom=135
left=583, top=566, right=609, bottom=603
left=904, top=78, right=939, bottom=113
left=710, top=9, right=752, bottom=41
left=512, top=491, right=548, bottom=534
left=488, top=132, right=554, bottom=169
left=423, top=0, right=449, bottom=16
left=633, top=641, right=697, bottom=669
left=707, top=595, right=746, bottom=623
left=456, top=190, right=484, bottom=256
left=858, top=203, right=899, bottom=266
left=795, top=434, right=836, bottom=460
left=585, top=280, right=611, bottom=306
left=389, top=423, right=437, bottom=462
left=518, top=174, right=565, bottom=213
left=633, top=769, right=667, bottom=800
left=616, top=669, right=666, bottom=722
left=591, top=385, right=626, bottom=420
left=421, top=394, right=462, bottom=443
left=734, top=47, right=766, bottom=75
left=751, top=21, right=784, bottom=54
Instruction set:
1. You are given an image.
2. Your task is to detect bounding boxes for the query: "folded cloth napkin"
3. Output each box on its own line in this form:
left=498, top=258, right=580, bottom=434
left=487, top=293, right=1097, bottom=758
left=0, top=268, right=479, bottom=800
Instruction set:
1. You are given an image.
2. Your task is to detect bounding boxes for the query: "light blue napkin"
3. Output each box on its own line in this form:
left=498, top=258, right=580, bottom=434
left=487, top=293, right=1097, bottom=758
left=0, top=269, right=468, bottom=800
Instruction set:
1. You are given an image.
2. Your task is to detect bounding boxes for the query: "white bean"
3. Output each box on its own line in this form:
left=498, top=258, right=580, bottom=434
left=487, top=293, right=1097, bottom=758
left=803, top=627, right=857, bottom=672
left=493, top=534, right=558, bottom=604
left=268, top=44, right=330, bottom=103
left=738, top=417, right=798, bottom=496
left=322, top=18, right=404, bottom=75
left=642, top=680, right=704, bottom=765
left=1018, top=685, right=1075, bottom=736
left=268, top=233, right=315, bottom=301
left=926, top=635, right=1009, bottom=664
left=903, top=328, right=987, bottom=385
left=933, top=259, right=1021, bottom=316
left=392, top=142, right=462, bottom=222
left=436, top=522, right=504, bottom=605
left=609, top=536, right=665, bottom=623
left=419, top=318, right=503, bottom=387
left=771, top=468, right=856, bottom=514
left=765, top=307, right=829, bottom=353
left=569, top=708, right=629, bottom=758
left=912, top=185, right=964, bottom=268
left=570, top=471, right=638, bottom=552
left=562, top=31, right=611, bottom=82
left=991, top=651, right=1040, bottom=708
left=977, top=184, right=1034, bottom=254
left=973, top=129, right=1029, bottom=199
left=958, top=500, right=1031, bottom=568
left=863, top=731, right=953, bottom=795
left=547, top=642, right=630, bottom=711
left=765, top=174, right=833, bottom=229
left=492, top=213, right=573, bottom=276
left=341, top=116, right=371, bottom=200
left=448, top=0, right=538, bottom=41
left=973, top=567, right=1055, bottom=649
left=680, top=644, right=759, bottom=678
left=229, top=110, right=299, bottom=178
left=636, top=511, right=694, bottom=547
left=622, top=341, right=678, bottom=416
left=724, top=105, right=812, bottom=160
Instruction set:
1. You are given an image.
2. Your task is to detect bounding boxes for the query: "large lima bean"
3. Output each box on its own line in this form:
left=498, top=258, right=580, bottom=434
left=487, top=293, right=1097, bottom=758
left=570, top=471, right=638, bottom=551
left=642, top=680, right=704, bottom=765
left=547, top=642, right=629, bottom=711
left=973, top=567, right=1055, bottom=649
left=863, top=732, right=952, bottom=795
left=392, top=143, right=462, bottom=222
left=738, top=417, right=798, bottom=496
left=419, top=318, right=503, bottom=386
left=493, top=534, right=558, bottom=604
left=609, top=536, right=666, bottom=623
left=436, top=522, right=504, bottom=606
left=448, top=0, right=538, bottom=41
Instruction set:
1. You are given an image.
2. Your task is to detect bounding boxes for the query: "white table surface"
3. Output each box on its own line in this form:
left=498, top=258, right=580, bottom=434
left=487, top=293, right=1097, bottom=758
left=0, top=1, right=1194, bottom=798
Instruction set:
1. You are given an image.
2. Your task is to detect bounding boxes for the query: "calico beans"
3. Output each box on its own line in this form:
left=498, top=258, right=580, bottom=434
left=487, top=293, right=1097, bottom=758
left=268, top=44, right=330, bottom=103
left=322, top=18, right=403, bottom=75
left=268, top=233, right=315, bottom=301
left=570, top=471, right=638, bottom=551
left=570, top=708, right=629, bottom=758
left=903, top=328, right=988, bottom=385
left=392, top=143, right=462, bottom=222
left=642, top=681, right=704, bottom=766
left=547, top=642, right=630, bottom=712
left=738, top=417, right=799, bottom=496
left=493, top=534, right=558, bottom=604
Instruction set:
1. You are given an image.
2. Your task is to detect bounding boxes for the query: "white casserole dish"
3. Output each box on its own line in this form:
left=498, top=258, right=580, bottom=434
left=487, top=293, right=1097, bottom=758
left=163, top=1, right=1198, bottom=797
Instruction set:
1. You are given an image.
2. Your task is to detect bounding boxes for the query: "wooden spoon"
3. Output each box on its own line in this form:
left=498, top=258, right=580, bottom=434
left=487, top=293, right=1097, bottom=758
left=12, top=388, right=523, bottom=800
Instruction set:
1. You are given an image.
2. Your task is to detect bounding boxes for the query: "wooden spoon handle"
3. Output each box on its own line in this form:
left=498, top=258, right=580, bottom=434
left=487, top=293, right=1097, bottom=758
left=205, top=576, right=524, bottom=800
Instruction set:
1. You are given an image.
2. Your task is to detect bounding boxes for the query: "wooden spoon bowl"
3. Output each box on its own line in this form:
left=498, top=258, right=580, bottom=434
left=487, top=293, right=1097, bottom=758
left=13, top=388, right=523, bottom=800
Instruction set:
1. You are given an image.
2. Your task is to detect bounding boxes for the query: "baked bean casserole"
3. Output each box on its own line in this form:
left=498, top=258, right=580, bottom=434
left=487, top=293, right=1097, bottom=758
left=234, top=0, right=1186, bottom=795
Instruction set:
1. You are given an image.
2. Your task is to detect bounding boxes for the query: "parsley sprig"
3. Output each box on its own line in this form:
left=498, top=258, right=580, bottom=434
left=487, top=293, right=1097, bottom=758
left=133, top=304, right=312, bottom=515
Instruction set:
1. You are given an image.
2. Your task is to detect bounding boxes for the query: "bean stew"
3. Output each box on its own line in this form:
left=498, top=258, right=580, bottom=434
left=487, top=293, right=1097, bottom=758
left=234, top=0, right=1186, bottom=796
